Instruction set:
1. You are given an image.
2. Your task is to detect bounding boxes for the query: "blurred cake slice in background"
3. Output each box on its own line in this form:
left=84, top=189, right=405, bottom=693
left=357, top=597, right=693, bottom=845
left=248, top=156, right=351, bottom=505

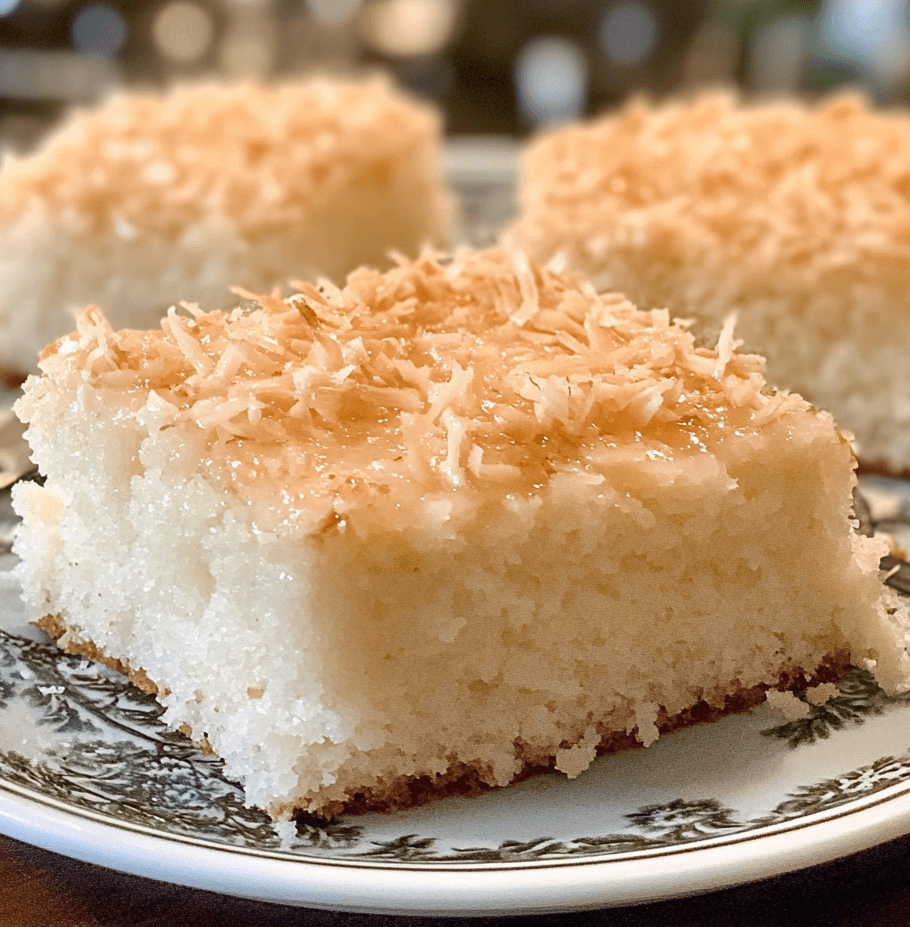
left=509, top=92, right=910, bottom=474
left=12, top=247, right=910, bottom=821
left=0, top=76, right=451, bottom=381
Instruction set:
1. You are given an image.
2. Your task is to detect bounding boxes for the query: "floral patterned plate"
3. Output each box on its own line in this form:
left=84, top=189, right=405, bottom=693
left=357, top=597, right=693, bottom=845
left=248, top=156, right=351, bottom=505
left=1, top=476, right=910, bottom=915
left=2, top=158, right=910, bottom=915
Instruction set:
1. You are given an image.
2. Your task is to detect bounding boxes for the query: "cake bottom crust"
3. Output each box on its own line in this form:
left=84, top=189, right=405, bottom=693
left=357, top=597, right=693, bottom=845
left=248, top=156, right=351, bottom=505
left=35, top=614, right=851, bottom=822
left=304, top=652, right=850, bottom=822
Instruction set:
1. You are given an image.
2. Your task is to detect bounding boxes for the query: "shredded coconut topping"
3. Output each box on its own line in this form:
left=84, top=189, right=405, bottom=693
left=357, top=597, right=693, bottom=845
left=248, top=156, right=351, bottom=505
left=515, top=91, right=910, bottom=285
left=41, top=248, right=795, bottom=529
left=0, top=77, right=443, bottom=238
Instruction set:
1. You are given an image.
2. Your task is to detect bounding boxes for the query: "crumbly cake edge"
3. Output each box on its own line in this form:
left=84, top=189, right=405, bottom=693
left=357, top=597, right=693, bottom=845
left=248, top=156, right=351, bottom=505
left=299, top=653, right=850, bottom=822
left=34, top=613, right=851, bottom=822
left=34, top=614, right=214, bottom=754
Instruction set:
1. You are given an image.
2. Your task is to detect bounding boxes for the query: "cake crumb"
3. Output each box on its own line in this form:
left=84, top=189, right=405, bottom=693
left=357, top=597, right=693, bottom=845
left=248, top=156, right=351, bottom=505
left=555, top=727, right=600, bottom=778
left=765, top=689, right=811, bottom=721
left=805, top=683, right=840, bottom=706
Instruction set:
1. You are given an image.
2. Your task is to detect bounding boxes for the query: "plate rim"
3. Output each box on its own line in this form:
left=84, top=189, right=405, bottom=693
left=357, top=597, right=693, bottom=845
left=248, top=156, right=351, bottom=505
left=5, top=765, right=910, bottom=914
left=6, top=763, right=910, bottom=870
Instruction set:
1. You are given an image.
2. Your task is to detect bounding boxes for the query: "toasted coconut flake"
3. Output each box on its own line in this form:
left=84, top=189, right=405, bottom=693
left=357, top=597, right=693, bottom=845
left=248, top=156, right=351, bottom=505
left=0, top=77, right=446, bottom=240
left=510, top=90, right=910, bottom=471
left=713, top=313, right=740, bottom=380
left=40, top=247, right=805, bottom=530
left=513, top=89, right=910, bottom=295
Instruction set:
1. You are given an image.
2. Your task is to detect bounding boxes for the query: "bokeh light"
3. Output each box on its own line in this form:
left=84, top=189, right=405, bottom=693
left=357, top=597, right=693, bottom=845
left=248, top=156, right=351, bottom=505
left=599, top=1, right=659, bottom=67
left=359, top=0, right=457, bottom=58
left=71, top=4, right=128, bottom=58
left=815, top=0, right=910, bottom=93
left=515, top=36, right=588, bottom=127
left=5, top=0, right=910, bottom=144
left=152, top=1, right=215, bottom=64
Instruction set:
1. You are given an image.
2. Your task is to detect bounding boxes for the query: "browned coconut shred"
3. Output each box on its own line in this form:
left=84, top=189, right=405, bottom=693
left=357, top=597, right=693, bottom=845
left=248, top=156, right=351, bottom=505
left=516, top=91, right=910, bottom=285
left=0, top=78, right=444, bottom=238
left=43, top=248, right=788, bottom=530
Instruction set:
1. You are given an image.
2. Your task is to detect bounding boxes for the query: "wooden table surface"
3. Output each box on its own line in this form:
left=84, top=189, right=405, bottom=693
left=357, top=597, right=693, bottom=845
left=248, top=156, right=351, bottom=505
left=4, top=830, right=910, bottom=927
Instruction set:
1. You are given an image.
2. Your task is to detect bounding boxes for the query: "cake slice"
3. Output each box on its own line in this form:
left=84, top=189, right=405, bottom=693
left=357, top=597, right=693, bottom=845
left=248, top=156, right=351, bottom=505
left=12, top=247, right=910, bottom=820
left=0, top=77, right=451, bottom=381
left=509, top=92, right=910, bottom=473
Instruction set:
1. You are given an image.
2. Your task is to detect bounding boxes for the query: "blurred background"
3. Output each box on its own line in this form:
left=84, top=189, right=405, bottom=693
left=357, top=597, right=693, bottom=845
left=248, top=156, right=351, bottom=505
left=0, top=0, right=906, bottom=149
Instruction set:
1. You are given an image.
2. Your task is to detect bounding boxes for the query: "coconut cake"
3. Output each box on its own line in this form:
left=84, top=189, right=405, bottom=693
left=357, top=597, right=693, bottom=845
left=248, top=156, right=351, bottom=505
left=0, top=77, right=451, bottom=381
left=12, top=247, right=910, bottom=820
left=510, top=92, right=910, bottom=473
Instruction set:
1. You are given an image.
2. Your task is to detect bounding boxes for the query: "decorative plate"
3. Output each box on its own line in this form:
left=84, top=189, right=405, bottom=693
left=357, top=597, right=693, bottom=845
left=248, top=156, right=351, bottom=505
left=2, top=159, right=910, bottom=916
left=1, top=476, right=910, bottom=916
